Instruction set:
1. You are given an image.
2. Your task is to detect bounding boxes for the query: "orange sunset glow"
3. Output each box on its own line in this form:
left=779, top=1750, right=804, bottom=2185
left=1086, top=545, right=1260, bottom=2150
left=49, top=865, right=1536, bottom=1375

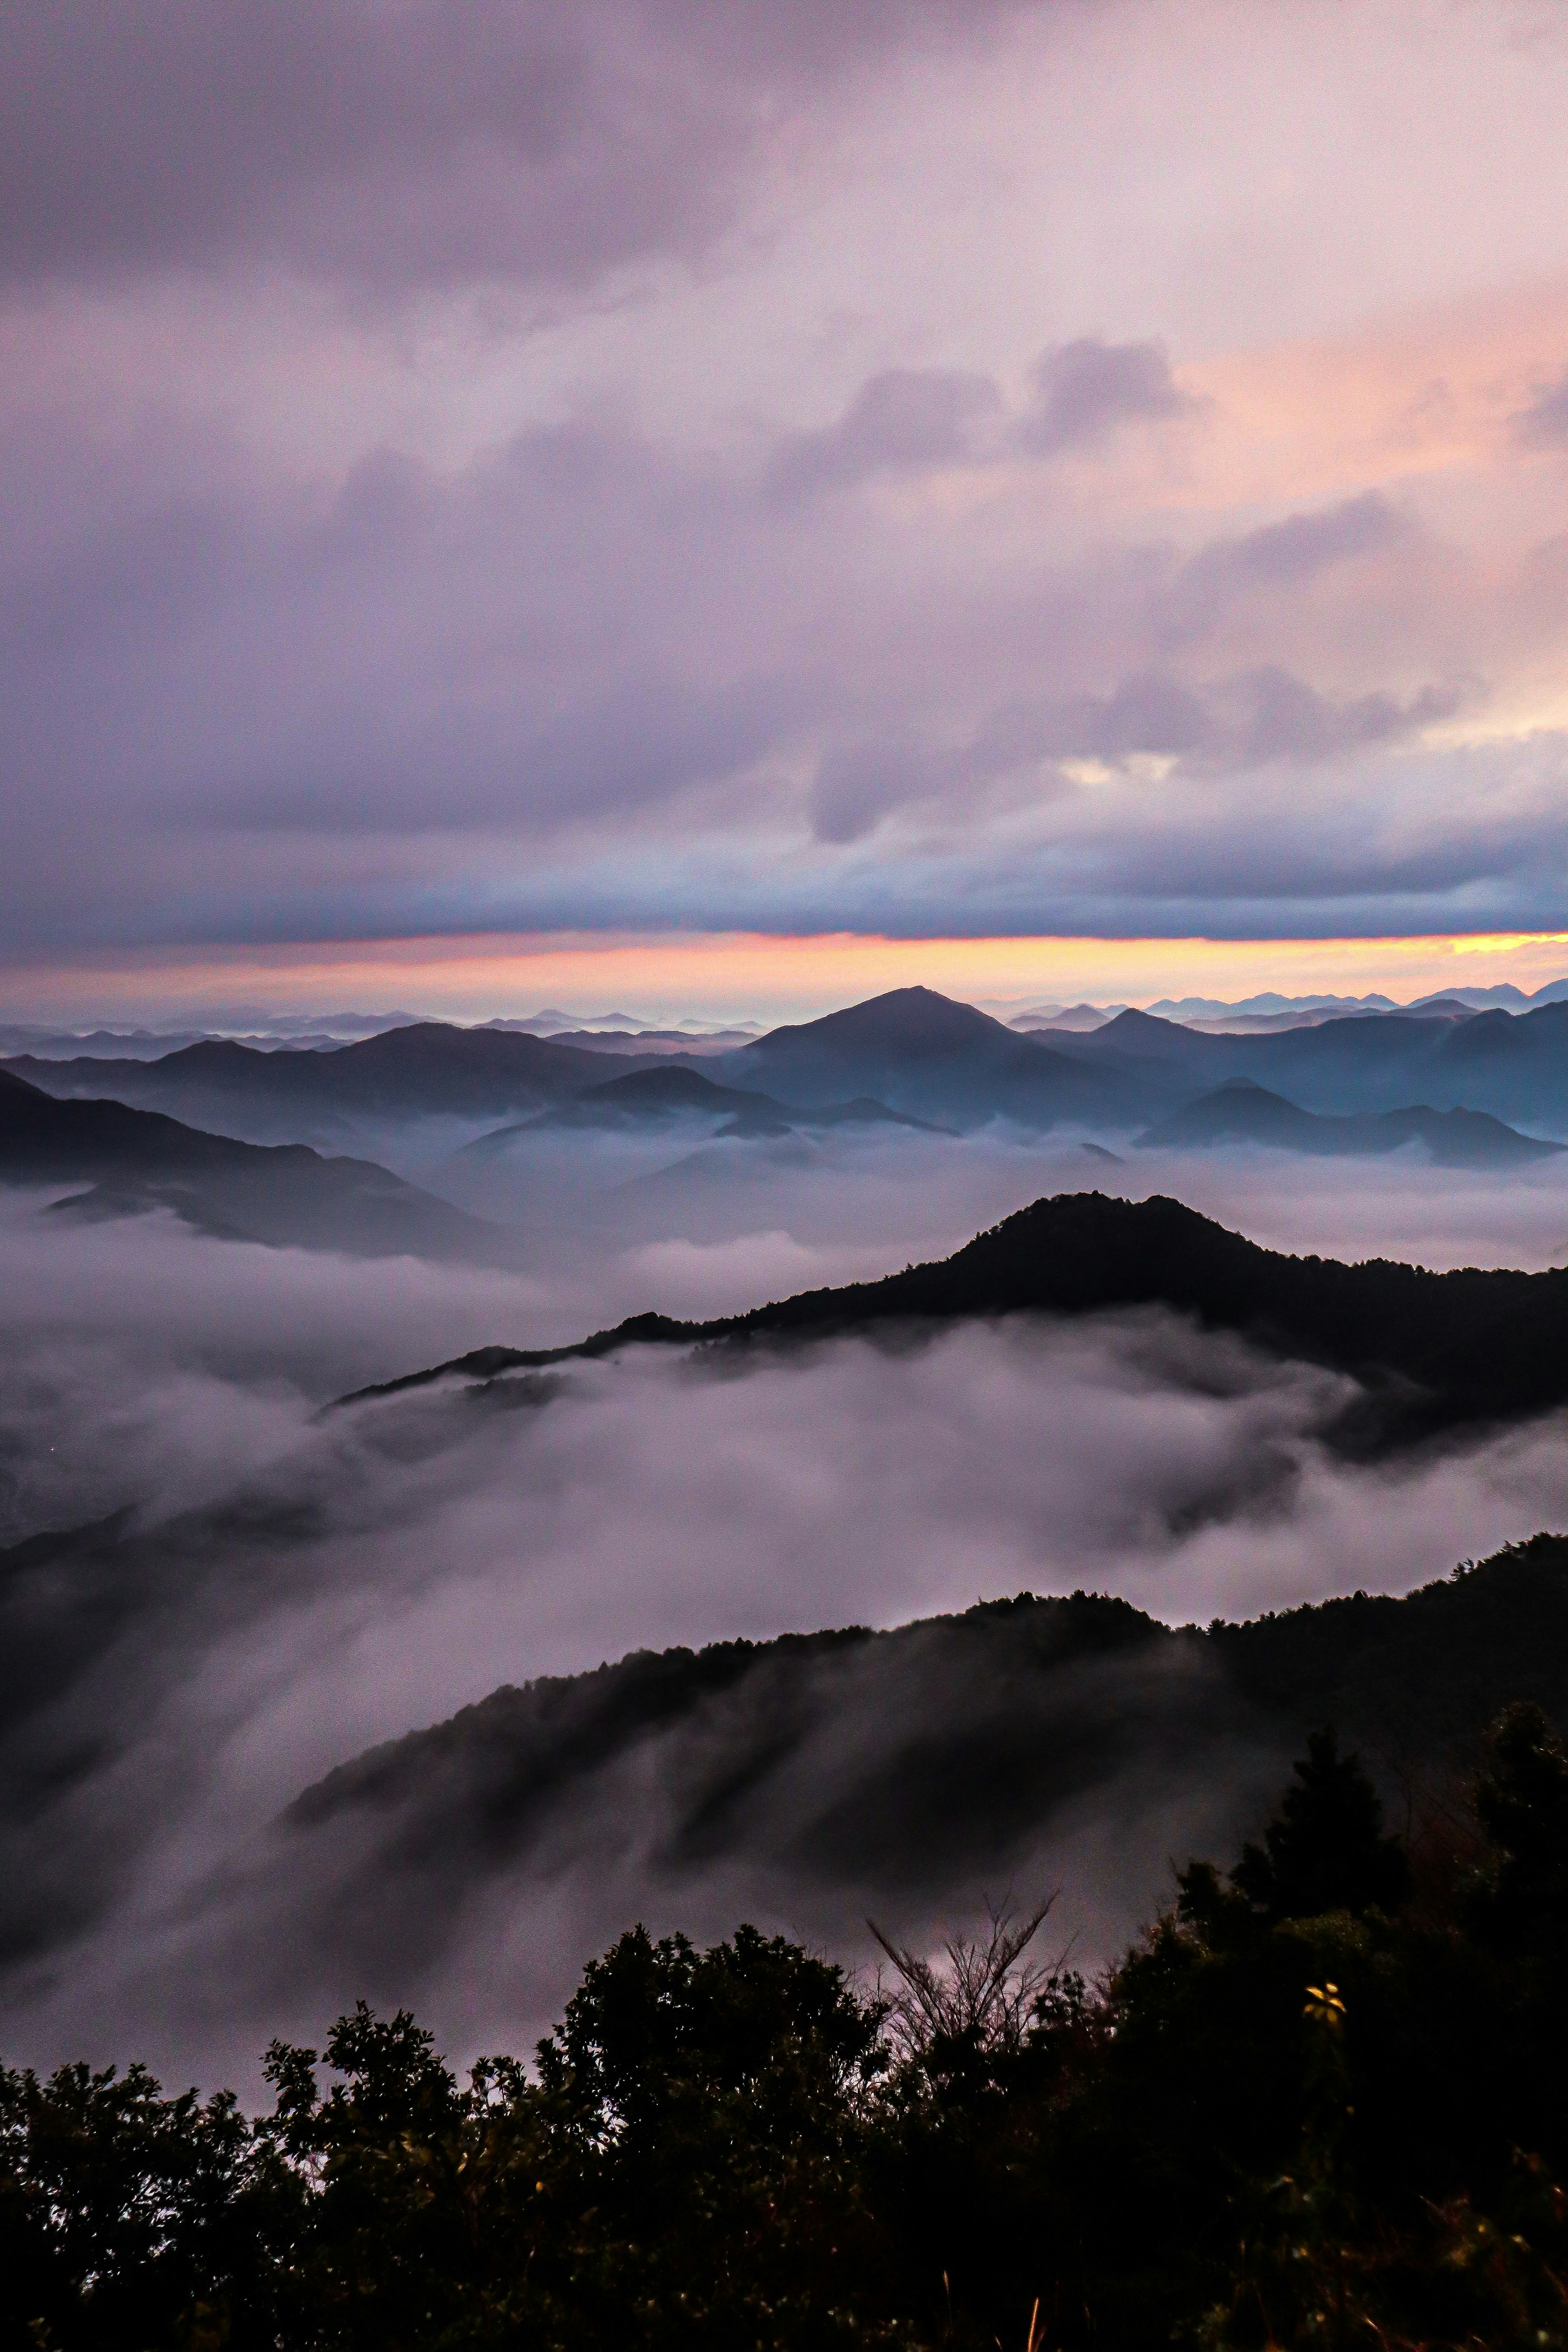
left=2, top=930, right=1564, bottom=1027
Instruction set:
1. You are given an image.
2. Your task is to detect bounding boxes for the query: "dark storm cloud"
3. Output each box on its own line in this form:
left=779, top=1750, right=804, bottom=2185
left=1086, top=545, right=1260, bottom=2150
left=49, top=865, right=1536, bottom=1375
left=0, top=0, right=1026, bottom=300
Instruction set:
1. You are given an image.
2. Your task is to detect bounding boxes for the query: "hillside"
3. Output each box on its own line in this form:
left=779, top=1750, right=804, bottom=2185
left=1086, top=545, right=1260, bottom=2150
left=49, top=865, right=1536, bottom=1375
left=11, top=1537, right=1568, bottom=2352
left=0, top=1067, right=512, bottom=1260
left=288, top=1532, right=1568, bottom=1925
left=343, top=1189, right=1568, bottom=1450
left=1044, top=998, right=1568, bottom=1127
left=723, top=985, right=1136, bottom=1127
left=1135, top=1078, right=1563, bottom=1166
left=1, top=1022, right=655, bottom=1145
left=530, top=1064, right=937, bottom=1134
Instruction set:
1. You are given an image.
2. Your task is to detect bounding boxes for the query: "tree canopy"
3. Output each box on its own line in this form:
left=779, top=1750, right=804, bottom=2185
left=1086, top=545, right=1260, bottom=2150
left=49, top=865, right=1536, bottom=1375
left=5, top=1708, right=1568, bottom=2348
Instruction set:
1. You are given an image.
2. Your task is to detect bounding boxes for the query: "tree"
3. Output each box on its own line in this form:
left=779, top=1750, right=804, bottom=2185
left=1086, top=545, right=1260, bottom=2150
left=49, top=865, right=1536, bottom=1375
left=1228, top=1728, right=1411, bottom=1920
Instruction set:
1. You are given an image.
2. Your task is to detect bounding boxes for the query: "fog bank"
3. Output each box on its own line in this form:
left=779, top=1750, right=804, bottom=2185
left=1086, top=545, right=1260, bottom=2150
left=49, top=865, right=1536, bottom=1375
left=0, top=1176, right=1561, bottom=2089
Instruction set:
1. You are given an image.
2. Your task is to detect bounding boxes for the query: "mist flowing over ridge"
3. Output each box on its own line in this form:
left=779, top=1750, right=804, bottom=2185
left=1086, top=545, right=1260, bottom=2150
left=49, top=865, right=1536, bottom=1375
left=345, top=1187, right=1568, bottom=1457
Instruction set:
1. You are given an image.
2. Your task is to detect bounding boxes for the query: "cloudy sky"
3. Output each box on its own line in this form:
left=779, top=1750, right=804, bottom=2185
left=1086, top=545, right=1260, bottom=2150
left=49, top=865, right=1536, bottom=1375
left=4, top=0, right=1567, bottom=1020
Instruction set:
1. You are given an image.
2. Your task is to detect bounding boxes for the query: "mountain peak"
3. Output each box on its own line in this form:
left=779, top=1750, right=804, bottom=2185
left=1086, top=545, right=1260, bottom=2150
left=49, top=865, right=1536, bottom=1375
left=746, top=986, right=1012, bottom=1058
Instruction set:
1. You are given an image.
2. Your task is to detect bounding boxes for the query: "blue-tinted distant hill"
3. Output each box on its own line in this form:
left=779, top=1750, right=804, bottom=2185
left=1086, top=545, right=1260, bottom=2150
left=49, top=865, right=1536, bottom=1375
left=463, top=1062, right=942, bottom=1143
left=717, top=986, right=1137, bottom=1128
left=1136, top=1079, right=1564, bottom=1167
left=7, top=992, right=1564, bottom=1142
left=1039, top=1000, right=1568, bottom=1130
left=1, top=1022, right=661, bottom=1145
left=0, top=1066, right=514, bottom=1259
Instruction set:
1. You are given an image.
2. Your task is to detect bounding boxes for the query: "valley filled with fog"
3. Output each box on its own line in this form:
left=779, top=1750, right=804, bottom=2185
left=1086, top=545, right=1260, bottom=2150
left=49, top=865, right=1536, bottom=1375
left=1, top=998, right=1564, bottom=2088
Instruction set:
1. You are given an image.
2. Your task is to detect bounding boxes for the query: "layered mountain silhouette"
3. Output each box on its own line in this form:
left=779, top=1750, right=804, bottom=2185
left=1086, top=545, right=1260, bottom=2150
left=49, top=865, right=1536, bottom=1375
left=463, top=1063, right=943, bottom=1145
left=721, top=986, right=1131, bottom=1127
left=0, top=1067, right=512, bottom=1259
left=6, top=989, right=1565, bottom=1140
left=341, top=1189, right=1568, bottom=1452
left=1036, top=999, right=1567, bottom=1129
left=1136, top=1079, right=1563, bottom=1167
left=281, top=1535, right=1568, bottom=1954
left=0, top=1023, right=658, bottom=1146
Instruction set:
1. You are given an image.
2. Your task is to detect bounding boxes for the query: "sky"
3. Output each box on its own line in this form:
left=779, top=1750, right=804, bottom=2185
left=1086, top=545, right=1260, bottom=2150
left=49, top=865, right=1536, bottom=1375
left=4, top=0, right=1568, bottom=1022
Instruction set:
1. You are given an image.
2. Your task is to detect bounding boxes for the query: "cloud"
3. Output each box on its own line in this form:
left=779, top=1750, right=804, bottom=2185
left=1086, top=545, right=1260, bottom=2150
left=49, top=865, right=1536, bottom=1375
left=1016, top=337, right=1194, bottom=455
left=768, top=339, right=1192, bottom=502
left=1514, top=364, right=1568, bottom=450
left=1209, top=667, right=1464, bottom=762
left=767, top=368, right=1004, bottom=500
left=0, top=1, right=1024, bottom=302
left=803, top=666, right=1466, bottom=846
left=1160, top=492, right=1412, bottom=646
left=0, top=1157, right=1560, bottom=2083
left=811, top=735, right=942, bottom=844
left=0, top=390, right=1541, bottom=949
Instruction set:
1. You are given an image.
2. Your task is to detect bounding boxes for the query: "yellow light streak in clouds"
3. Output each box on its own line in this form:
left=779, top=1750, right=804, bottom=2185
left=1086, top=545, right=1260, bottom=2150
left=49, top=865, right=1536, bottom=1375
left=5, top=933, right=1565, bottom=1029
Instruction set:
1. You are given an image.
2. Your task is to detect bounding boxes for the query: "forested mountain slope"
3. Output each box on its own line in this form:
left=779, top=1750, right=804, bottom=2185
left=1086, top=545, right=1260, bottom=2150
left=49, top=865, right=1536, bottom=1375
left=349, top=1189, right=1568, bottom=1450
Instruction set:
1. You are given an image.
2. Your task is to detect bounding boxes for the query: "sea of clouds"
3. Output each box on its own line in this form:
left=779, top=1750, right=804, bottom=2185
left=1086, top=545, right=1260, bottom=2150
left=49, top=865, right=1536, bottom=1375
left=0, top=1135, right=1562, bottom=2089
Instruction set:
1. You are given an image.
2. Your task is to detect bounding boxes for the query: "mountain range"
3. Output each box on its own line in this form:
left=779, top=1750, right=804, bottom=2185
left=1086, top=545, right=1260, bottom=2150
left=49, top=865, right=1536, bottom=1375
left=1018, top=998, right=1568, bottom=1128
left=1135, top=1078, right=1565, bottom=1166
left=0, top=1024, right=660, bottom=1147
left=9, top=987, right=1566, bottom=1141
left=461, top=1062, right=942, bottom=1145
left=343, top=1189, right=1568, bottom=1454
left=0, top=1067, right=511, bottom=1259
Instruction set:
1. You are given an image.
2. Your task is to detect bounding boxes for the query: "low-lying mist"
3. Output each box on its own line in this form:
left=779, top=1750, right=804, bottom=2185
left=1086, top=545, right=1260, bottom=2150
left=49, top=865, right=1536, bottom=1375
left=0, top=1134, right=1562, bottom=2094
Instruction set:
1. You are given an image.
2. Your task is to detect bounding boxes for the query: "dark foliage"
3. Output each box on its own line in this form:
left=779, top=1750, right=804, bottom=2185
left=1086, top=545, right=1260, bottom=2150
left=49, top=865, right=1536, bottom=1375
left=1225, top=1727, right=1412, bottom=1920
left=7, top=1661, right=1568, bottom=2346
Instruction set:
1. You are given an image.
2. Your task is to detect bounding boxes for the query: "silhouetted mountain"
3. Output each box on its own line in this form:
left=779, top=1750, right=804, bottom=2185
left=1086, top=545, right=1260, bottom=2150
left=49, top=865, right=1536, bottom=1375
left=1136, top=1079, right=1564, bottom=1167
left=10, top=993, right=1561, bottom=1141
left=1046, top=1000, right=1568, bottom=1129
left=2, top=1022, right=655, bottom=1145
left=288, top=1534, right=1568, bottom=1925
left=342, top=1190, right=1568, bottom=1452
left=463, top=1062, right=946, bottom=1143
left=0, top=1067, right=512, bottom=1259
left=722, top=986, right=1134, bottom=1128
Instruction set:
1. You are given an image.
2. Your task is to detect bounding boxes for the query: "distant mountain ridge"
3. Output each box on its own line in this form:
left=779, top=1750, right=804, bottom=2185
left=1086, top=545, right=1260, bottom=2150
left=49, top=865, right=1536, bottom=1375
left=725, top=985, right=1127, bottom=1127
left=0, top=1022, right=661, bottom=1145
left=0, top=1067, right=512, bottom=1260
left=1028, top=998, right=1568, bottom=1128
left=341, top=1189, right=1568, bottom=1453
left=463, top=1062, right=944, bottom=1145
left=7, top=988, right=1566, bottom=1139
left=1136, top=1079, right=1563, bottom=1167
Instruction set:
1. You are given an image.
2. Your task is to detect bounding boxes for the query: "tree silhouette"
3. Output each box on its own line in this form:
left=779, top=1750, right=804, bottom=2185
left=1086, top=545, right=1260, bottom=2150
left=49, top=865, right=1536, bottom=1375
left=1228, top=1727, right=1411, bottom=1919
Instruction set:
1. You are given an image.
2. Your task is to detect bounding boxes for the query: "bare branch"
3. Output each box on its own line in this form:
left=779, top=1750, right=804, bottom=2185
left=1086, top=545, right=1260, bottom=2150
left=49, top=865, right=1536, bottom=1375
left=868, top=1895, right=1063, bottom=2062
